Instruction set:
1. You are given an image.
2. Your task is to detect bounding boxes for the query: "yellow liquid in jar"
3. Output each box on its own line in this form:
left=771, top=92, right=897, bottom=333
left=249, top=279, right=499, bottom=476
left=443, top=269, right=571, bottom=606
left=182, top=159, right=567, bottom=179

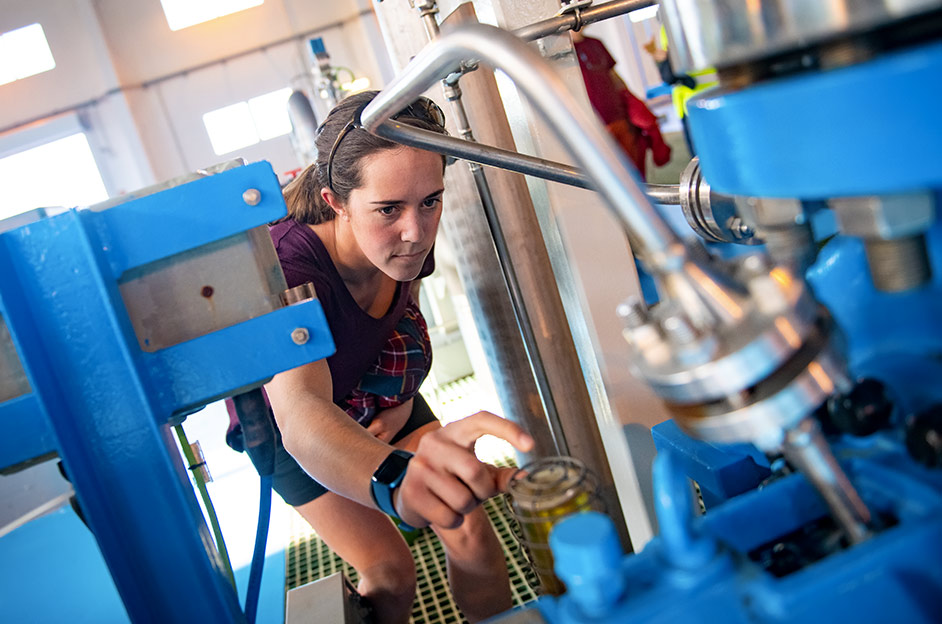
left=508, top=458, right=600, bottom=595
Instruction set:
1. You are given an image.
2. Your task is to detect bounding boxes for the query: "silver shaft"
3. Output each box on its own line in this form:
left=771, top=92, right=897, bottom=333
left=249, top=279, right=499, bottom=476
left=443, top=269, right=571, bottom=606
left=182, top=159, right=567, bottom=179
left=645, top=184, right=683, bottom=205
left=783, top=418, right=872, bottom=544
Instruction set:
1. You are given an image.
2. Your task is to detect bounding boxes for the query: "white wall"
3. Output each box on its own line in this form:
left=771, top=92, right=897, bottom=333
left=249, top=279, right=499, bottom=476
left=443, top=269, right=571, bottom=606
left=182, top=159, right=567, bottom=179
left=0, top=0, right=154, bottom=196
left=0, top=0, right=393, bottom=197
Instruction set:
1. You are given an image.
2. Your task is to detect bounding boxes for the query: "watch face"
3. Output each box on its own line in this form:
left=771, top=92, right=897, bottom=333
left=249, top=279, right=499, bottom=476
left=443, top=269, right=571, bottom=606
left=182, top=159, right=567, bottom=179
left=373, top=451, right=412, bottom=484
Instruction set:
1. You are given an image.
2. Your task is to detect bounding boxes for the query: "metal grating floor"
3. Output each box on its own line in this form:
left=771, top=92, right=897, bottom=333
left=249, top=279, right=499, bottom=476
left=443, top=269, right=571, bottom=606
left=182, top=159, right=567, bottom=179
left=285, top=378, right=541, bottom=623
left=285, top=476, right=537, bottom=624
left=285, top=474, right=540, bottom=623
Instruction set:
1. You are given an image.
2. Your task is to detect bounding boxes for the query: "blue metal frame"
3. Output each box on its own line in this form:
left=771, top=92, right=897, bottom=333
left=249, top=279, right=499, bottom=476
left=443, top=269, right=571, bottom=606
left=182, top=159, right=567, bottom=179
left=495, top=35, right=942, bottom=624
left=807, top=208, right=942, bottom=417
left=651, top=420, right=771, bottom=508
left=533, top=441, right=942, bottom=623
left=686, top=41, right=942, bottom=198
left=0, top=162, right=334, bottom=622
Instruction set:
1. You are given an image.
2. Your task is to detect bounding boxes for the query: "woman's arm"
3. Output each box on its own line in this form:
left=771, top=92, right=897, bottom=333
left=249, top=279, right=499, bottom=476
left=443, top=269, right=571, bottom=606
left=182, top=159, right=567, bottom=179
left=266, top=360, right=534, bottom=527
left=266, top=359, right=390, bottom=505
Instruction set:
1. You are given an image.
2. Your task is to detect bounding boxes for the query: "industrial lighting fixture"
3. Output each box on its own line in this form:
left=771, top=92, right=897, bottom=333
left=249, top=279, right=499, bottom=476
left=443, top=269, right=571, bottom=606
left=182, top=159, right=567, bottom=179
left=0, top=23, right=56, bottom=86
left=160, top=0, right=264, bottom=32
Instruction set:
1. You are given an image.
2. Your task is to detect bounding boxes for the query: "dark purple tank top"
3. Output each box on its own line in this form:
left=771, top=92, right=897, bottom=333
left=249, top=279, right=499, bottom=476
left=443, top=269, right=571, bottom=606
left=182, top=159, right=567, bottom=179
left=269, top=220, right=434, bottom=403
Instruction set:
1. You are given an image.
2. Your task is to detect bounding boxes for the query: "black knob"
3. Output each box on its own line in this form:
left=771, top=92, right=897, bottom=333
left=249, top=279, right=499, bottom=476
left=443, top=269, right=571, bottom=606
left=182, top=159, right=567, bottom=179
left=906, top=405, right=942, bottom=468
left=826, top=378, right=893, bottom=437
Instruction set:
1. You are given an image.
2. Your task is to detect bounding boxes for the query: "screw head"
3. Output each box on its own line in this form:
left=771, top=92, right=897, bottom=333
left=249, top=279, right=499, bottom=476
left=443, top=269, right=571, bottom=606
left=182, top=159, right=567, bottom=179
left=291, top=327, right=310, bottom=345
left=242, top=188, right=261, bottom=206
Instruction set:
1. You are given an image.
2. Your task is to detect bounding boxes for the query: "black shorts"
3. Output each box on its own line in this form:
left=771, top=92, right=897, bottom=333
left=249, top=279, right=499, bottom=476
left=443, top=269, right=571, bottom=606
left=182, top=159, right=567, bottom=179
left=272, top=393, right=438, bottom=506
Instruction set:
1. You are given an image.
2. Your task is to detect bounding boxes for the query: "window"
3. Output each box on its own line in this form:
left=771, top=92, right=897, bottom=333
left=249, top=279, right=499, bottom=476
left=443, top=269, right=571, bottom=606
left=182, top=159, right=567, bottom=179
left=203, top=88, right=293, bottom=155
left=0, top=23, right=56, bottom=86
left=160, top=0, right=264, bottom=31
left=247, top=90, right=293, bottom=140
left=0, top=134, right=108, bottom=221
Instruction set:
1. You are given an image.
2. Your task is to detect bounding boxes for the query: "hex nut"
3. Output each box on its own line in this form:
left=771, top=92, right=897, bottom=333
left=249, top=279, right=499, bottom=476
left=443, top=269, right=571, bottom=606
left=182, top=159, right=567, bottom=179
left=830, top=192, right=934, bottom=239
left=737, top=196, right=804, bottom=229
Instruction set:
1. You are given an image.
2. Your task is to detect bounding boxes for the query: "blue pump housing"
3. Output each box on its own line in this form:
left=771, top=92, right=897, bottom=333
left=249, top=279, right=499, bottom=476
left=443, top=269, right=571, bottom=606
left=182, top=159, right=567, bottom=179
left=491, top=36, right=942, bottom=624
left=533, top=440, right=942, bottom=623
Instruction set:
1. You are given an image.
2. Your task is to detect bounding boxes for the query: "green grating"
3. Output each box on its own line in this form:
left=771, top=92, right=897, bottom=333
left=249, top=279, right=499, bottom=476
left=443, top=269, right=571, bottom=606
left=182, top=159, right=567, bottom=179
left=285, top=463, right=541, bottom=623
left=285, top=376, right=542, bottom=622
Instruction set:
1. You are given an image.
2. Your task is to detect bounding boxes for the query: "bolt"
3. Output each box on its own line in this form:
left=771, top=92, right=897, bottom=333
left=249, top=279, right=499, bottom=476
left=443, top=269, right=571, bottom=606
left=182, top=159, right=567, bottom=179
left=291, top=327, right=310, bottom=345
left=616, top=298, right=647, bottom=329
left=905, top=404, right=942, bottom=468
left=242, top=188, right=261, bottom=206
left=662, top=314, right=697, bottom=345
left=826, top=378, right=893, bottom=437
left=728, top=216, right=754, bottom=240
left=864, top=235, right=932, bottom=292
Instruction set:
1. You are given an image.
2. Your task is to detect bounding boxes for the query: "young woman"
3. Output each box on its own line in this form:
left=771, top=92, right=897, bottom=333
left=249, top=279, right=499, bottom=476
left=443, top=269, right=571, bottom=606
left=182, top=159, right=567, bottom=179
left=264, top=90, right=533, bottom=623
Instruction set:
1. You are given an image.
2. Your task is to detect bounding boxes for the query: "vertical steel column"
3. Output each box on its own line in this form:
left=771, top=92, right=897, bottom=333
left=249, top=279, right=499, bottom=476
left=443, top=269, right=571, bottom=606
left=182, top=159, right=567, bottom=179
left=417, top=2, right=567, bottom=455
left=374, top=0, right=559, bottom=459
left=429, top=2, right=626, bottom=540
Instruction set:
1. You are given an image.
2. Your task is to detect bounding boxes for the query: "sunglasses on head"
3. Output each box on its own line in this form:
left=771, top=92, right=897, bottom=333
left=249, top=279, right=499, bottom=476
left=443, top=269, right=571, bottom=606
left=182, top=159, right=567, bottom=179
left=326, top=96, right=446, bottom=192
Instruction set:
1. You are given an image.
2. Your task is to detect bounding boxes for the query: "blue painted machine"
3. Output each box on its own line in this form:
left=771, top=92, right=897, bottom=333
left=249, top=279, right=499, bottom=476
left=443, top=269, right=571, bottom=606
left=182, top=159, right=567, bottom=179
left=0, top=160, right=334, bottom=622
left=5, top=1, right=942, bottom=621
left=483, top=0, right=942, bottom=622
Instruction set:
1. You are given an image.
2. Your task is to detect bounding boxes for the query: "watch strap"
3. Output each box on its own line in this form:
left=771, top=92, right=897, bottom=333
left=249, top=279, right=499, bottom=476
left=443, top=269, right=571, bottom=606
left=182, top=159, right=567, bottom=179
left=370, top=449, right=416, bottom=531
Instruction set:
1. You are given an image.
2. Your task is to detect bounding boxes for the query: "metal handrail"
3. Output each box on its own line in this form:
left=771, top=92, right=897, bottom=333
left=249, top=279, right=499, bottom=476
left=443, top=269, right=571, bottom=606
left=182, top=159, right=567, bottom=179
left=374, top=121, right=592, bottom=189
left=513, top=0, right=654, bottom=42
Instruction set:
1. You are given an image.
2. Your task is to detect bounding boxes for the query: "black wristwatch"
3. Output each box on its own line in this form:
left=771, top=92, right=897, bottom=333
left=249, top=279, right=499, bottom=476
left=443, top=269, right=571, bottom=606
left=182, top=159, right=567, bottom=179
left=370, top=449, right=416, bottom=531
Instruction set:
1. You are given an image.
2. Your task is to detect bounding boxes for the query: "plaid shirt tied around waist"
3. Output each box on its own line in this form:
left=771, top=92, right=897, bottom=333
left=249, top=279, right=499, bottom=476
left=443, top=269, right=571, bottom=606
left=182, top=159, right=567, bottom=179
left=342, top=299, right=432, bottom=426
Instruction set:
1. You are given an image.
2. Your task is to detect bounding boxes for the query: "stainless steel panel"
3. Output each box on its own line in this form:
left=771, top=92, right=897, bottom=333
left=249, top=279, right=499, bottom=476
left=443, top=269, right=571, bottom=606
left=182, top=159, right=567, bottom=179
left=659, top=0, right=941, bottom=73
left=118, top=226, right=286, bottom=352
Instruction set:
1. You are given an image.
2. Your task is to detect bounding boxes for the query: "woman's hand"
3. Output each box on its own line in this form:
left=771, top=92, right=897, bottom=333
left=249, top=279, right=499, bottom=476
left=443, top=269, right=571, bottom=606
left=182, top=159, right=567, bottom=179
left=393, top=411, right=534, bottom=529
left=366, top=399, right=413, bottom=443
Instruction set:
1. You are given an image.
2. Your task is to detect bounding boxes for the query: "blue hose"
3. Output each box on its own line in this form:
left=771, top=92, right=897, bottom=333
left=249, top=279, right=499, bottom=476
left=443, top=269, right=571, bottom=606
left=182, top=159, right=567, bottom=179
left=244, top=474, right=273, bottom=624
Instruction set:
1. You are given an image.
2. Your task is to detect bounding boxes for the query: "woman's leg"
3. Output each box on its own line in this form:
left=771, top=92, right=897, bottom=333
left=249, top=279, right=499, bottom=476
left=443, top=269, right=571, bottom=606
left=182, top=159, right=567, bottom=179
left=293, top=493, right=417, bottom=624
left=397, top=421, right=514, bottom=622
left=432, top=507, right=513, bottom=622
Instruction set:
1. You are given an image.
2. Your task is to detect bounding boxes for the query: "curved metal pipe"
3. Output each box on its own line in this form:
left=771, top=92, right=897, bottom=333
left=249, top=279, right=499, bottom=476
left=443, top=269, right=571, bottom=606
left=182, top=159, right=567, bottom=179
left=513, top=0, right=655, bottom=42
left=361, top=23, right=683, bottom=271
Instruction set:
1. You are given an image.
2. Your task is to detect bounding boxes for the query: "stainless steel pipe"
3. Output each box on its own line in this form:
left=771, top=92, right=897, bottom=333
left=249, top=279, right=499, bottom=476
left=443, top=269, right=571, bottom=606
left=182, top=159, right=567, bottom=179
left=372, top=122, right=592, bottom=189
left=513, top=0, right=655, bottom=42
left=645, top=184, right=683, bottom=205
left=418, top=3, right=569, bottom=456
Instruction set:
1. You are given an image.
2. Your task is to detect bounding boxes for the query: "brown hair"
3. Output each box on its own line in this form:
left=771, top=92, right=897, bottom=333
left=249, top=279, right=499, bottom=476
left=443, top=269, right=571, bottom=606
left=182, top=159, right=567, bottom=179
left=282, top=90, right=448, bottom=225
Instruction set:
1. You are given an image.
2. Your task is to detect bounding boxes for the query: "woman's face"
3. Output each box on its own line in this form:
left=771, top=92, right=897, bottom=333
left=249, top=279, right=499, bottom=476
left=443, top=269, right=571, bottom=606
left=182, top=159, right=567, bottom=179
left=342, top=146, right=444, bottom=282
